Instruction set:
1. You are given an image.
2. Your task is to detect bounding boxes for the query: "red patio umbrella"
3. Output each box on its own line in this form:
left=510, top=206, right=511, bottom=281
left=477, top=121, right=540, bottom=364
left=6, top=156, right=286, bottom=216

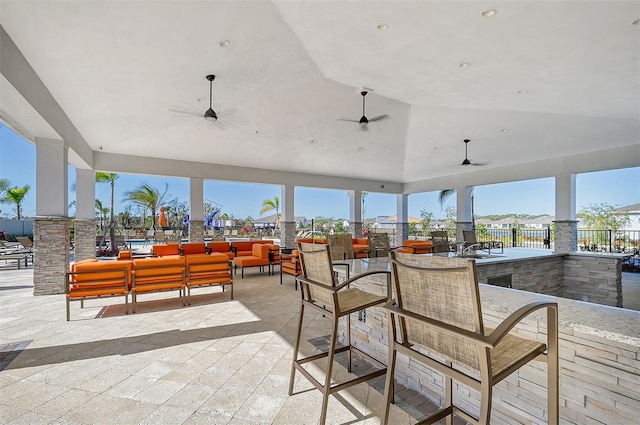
left=158, top=207, right=168, bottom=227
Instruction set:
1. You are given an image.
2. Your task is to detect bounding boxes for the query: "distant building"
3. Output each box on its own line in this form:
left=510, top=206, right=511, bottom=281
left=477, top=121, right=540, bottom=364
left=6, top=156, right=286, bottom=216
left=612, top=203, right=640, bottom=231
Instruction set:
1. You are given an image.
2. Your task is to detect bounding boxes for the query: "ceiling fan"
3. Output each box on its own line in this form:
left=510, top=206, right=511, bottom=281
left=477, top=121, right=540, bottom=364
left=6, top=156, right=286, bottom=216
left=460, top=139, right=487, bottom=166
left=338, top=90, right=390, bottom=131
left=169, top=74, right=238, bottom=130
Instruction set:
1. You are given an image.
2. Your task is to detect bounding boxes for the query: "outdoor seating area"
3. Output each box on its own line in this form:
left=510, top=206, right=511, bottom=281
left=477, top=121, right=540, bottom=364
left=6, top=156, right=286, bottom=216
left=66, top=251, right=232, bottom=320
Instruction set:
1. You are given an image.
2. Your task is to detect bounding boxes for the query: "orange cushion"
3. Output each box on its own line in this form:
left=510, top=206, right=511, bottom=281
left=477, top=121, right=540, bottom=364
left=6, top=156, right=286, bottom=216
left=233, top=256, right=269, bottom=267
left=181, top=242, right=206, bottom=255
left=117, top=250, right=132, bottom=260
left=252, top=244, right=270, bottom=258
left=152, top=244, right=180, bottom=257
left=208, top=241, right=231, bottom=253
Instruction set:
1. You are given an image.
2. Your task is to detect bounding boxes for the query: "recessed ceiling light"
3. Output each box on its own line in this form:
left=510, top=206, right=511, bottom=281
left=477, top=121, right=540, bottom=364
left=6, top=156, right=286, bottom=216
left=218, top=39, right=230, bottom=47
left=377, top=24, right=388, bottom=30
left=357, top=146, right=365, bottom=152
left=501, top=128, right=509, bottom=133
left=197, top=97, right=205, bottom=102
left=458, top=62, right=470, bottom=68
left=633, top=19, right=639, bottom=25
left=517, top=90, right=527, bottom=94
left=481, top=9, right=497, bottom=17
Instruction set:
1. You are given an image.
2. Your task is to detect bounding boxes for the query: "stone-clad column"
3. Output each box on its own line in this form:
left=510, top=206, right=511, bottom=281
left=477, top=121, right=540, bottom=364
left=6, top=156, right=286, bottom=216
left=189, top=220, right=205, bottom=243
left=73, top=219, right=96, bottom=261
left=555, top=174, right=577, bottom=253
left=34, top=138, right=69, bottom=295
left=349, top=190, right=363, bottom=238
left=33, top=218, right=70, bottom=295
left=554, top=220, right=578, bottom=253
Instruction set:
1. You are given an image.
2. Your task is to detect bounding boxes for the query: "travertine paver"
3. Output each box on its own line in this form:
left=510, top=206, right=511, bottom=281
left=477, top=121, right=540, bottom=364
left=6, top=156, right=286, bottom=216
left=0, top=266, right=450, bottom=424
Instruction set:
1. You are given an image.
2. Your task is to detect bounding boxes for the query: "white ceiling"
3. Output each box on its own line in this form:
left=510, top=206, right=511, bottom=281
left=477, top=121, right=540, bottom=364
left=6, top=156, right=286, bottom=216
left=1, top=0, right=638, bottom=193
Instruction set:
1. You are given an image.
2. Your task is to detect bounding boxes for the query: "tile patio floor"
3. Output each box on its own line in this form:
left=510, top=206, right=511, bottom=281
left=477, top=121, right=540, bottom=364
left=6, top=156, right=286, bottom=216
left=0, top=265, right=441, bottom=425
left=2, top=259, right=639, bottom=424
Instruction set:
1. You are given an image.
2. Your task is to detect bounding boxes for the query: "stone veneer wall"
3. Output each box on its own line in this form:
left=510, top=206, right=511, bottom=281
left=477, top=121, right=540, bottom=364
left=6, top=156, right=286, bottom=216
left=563, top=254, right=623, bottom=307
left=554, top=220, right=578, bottom=253
left=394, top=222, right=408, bottom=248
left=351, top=221, right=363, bottom=238
left=476, top=256, right=564, bottom=296
left=33, top=216, right=69, bottom=295
left=337, top=269, right=640, bottom=425
left=281, top=221, right=296, bottom=249
left=73, top=219, right=96, bottom=262
left=188, top=219, right=204, bottom=242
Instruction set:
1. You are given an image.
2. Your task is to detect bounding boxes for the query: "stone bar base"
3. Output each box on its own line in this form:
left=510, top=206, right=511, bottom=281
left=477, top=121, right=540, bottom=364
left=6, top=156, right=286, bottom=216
left=554, top=220, right=578, bottom=253
left=564, top=253, right=623, bottom=307
left=188, top=220, right=204, bottom=242
left=281, top=221, right=296, bottom=249
left=73, top=219, right=96, bottom=261
left=395, top=222, right=408, bottom=248
left=33, top=216, right=70, bottom=295
left=455, top=221, right=473, bottom=243
left=335, top=258, right=640, bottom=425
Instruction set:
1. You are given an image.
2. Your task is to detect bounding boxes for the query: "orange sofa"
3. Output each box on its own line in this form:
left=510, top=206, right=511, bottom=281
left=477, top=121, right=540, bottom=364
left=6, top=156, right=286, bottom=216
left=231, top=240, right=274, bottom=257
left=180, top=242, right=207, bottom=256
left=66, top=253, right=234, bottom=319
left=185, top=253, right=233, bottom=302
left=131, top=256, right=186, bottom=313
left=66, top=258, right=132, bottom=320
left=207, top=241, right=234, bottom=260
left=396, top=240, right=433, bottom=254
left=233, top=243, right=280, bottom=278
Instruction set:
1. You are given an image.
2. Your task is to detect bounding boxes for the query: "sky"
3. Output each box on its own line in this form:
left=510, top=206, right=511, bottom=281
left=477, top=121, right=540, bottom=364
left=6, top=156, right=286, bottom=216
left=1, top=123, right=639, bottom=220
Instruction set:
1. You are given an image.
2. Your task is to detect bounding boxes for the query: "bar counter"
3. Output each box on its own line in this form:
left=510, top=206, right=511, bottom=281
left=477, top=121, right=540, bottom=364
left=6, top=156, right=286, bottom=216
left=333, top=255, right=640, bottom=425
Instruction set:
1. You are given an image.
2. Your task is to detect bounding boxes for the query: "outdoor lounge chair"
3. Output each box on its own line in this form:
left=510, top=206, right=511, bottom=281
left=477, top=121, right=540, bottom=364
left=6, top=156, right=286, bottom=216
left=382, top=252, right=559, bottom=424
left=327, top=233, right=368, bottom=260
left=463, top=229, right=504, bottom=254
left=367, top=233, right=393, bottom=258
left=430, top=230, right=452, bottom=254
left=290, top=243, right=391, bottom=425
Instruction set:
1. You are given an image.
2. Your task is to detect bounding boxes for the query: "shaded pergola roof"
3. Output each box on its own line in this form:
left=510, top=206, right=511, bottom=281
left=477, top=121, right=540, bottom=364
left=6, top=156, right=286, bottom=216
left=1, top=1, right=638, bottom=194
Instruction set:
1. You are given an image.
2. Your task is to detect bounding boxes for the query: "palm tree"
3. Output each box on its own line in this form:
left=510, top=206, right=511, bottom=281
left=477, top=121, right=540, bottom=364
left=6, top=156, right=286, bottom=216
left=1, top=185, right=30, bottom=219
left=96, top=172, right=118, bottom=249
left=260, top=196, right=280, bottom=235
left=95, top=199, right=109, bottom=230
left=123, top=182, right=172, bottom=230
left=0, top=178, right=10, bottom=192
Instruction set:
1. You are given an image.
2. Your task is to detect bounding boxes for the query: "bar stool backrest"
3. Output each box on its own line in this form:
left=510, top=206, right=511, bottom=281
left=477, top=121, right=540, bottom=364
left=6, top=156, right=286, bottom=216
left=298, top=242, right=336, bottom=306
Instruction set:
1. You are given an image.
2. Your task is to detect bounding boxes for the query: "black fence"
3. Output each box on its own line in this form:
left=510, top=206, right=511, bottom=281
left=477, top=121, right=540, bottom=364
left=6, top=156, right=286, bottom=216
left=423, top=227, right=640, bottom=255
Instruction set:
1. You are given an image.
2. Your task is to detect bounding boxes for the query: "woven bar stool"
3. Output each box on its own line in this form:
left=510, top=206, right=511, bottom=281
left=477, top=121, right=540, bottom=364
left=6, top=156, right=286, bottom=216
left=382, top=252, right=559, bottom=425
left=289, top=242, right=391, bottom=425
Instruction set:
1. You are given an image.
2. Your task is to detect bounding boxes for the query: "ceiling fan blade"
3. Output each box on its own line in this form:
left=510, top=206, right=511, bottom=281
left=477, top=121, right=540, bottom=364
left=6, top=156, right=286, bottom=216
left=169, top=107, right=201, bottom=117
left=471, top=162, right=488, bottom=166
left=368, top=114, right=390, bottom=122
left=337, top=118, right=360, bottom=123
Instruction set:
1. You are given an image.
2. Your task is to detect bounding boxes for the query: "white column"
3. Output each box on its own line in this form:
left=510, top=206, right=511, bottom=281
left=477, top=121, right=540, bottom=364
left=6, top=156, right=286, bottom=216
left=188, top=177, right=204, bottom=242
left=456, top=186, right=474, bottom=242
left=555, top=174, right=576, bottom=220
left=74, top=168, right=97, bottom=261
left=189, top=177, right=204, bottom=221
left=281, top=184, right=296, bottom=249
left=349, top=190, right=363, bottom=237
left=36, top=138, right=68, bottom=216
left=395, top=194, right=409, bottom=247
left=34, top=138, right=69, bottom=295
left=76, top=169, right=95, bottom=220
left=554, top=174, right=578, bottom=253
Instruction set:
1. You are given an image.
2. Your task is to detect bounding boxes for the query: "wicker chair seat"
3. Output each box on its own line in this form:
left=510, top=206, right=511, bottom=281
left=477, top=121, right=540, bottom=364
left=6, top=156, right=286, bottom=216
left=335, top=288, right=387, bottom=315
